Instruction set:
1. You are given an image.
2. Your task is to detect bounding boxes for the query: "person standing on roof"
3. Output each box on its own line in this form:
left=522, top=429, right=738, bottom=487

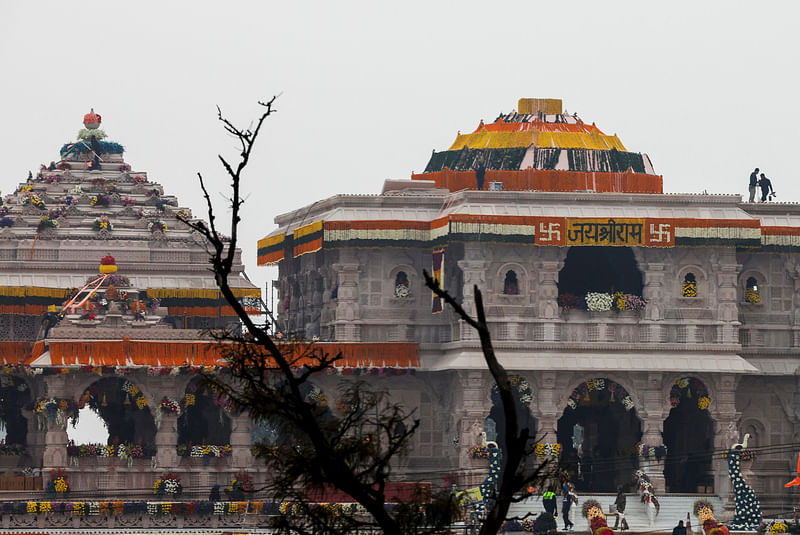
left=749, top=168, right=759, bottom=202
left=758, top=173, right=775, bottom=202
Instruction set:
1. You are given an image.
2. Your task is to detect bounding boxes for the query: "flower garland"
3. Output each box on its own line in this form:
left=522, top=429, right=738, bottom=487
left=670, top=377, right=711, bottom=410
left=93, top=215, right=113, bottom=232
left=721, top=448, right=756, bottom=462
left=159, top=397, right=182, bottom=416
left=47, top=468, right=70, bottom=496
left=760, top=520, right=789, bottom=534
left=90, top=193, right=112, bottom=207
left=586, top=292, right=613, bottom=311
left=683, top=280, right=698, bottom=297
left=560, top=292, right=647, bottom=312
left=153, top=472, right=182, bottom=497
left=636, top=442, right=668, bottom=460
left=744, top=288, right=761, bottom=304
left=468, top=445, right=490, bottom=459
left=693, top=500, right=732, bottom=535
left=534, top=442, right=561, bottom=459
left=37, top=215, right=59, bottom=232
left=490, top=374, right=533, bottom=405
left=121, top=381, right=149, bottom=409
left=0, top=500, right=269, bottom=516
left=176, top=444, right=232, bottom=458
left=34, top=398, right=78, bottom=427
left=634, top=469, right=660, bottom=514
left=22, top=193, right=46, bottom=210
left=580, top=498, right=617, bottom=535
left=567, top=379, right=634, bottom=411
left=66, top=442, right=152, bottom=467
left=148, top=220, right=167, bottom=233
left=228, top=471, right=254, bottom=500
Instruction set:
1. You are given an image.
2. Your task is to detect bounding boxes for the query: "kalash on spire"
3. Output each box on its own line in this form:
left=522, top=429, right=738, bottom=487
left=59, top=108, right=125, bottom=172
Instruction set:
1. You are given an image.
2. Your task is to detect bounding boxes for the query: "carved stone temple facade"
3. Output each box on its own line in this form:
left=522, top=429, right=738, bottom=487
left=259, top=98, right=800, bottom=514
left=0, top=110, right=264, bottom=505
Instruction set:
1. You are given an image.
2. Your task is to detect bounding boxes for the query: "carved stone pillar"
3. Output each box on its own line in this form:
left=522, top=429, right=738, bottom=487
left=713, top=252, right=742, bottom=344
left=711, top=374, right=740, bottom=519
left=536, top=259, right=564, bottom=341
left=640, top=261, right=666, bottom=343
left=332, top=262, right=361, bottom=341
left=154, top=413, right=179, bottom=470
left=638, top=372, right=666, bottom=493
left=532, top=372, right=559, bottom=443
left=41, top=375, right=70, bottom=476
left=457, top=255, right=488, bottom=340
left=230, top=414, right=253, bottom=469
left=456, top=370, right=490, bottom=487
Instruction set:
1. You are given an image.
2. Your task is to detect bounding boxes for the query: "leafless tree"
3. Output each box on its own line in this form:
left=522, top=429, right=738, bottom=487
left=178, top=99, right=457, bottom=535
left=180, top=98, right=555, bottom=534
left=424, top=273, right=560, bottom=535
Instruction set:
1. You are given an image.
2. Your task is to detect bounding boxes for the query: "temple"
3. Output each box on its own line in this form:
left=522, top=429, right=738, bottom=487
left=0, top=99, right=798, bottom=530
left=260, top=98, right=800, bottom=515
left=0, top=111, right=266, bottom=528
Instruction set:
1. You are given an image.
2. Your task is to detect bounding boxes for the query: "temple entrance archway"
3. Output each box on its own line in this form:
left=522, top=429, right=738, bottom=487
left=557, top=378, right=641, bottom=492
left=484, top=375, right=537, bottom=469
left=663, top=377, right=714, bottom=493
left=75, top=377, right=156, bottom=446
left=177, top=377, right=231, bottom=446
left=0, top=374, right=31, bottom=446
left=558, top=247, right=643, bottom=298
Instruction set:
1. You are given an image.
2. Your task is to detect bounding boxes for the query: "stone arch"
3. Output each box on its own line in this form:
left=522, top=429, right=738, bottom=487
left=75, top=376, right=157, bottom=446
left=663, top=376, right=715, bottom=493
left=496, top=262, right=527, bottom=296
left=484, top=374, right=537, bottom=468
left=389, top=264, right=417, bottom=299
left=678, top=265, right=707, bottom=298
left=0, top=373, right=33, bottom=446
left=251, top=380, right=331, bottom=453
left=177, top=376, right=232, bottom=447
left=557, top=377, right=642, bottom=492
left=739, top=269, right=767, bottom=304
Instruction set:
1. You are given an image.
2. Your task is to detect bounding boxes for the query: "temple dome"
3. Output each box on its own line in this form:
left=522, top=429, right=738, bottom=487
left=413, top=97, right=662, bottom=194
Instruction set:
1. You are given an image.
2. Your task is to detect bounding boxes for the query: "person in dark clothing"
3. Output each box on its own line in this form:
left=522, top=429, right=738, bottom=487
left=542, top=490, right=558, bottom=519
left=749, top=168, right=759, bottom=202
left=614, top=487, right=628, bottom=529
left=758, top=174, right=775, bottom=202
left=672, top=520, right=687, bottom=535
left=562, top=484, right=576, bottom=530
left=209, top=483, right=221, bottom=502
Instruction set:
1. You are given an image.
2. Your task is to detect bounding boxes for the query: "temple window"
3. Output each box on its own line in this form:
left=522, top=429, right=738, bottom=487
left=682, top=273, right=697, bottom=297
left=745, top=276, right=761, bottom=304
left=503, top=270, right=519, bottom=295
left=394, top=271, right=410, bottom=298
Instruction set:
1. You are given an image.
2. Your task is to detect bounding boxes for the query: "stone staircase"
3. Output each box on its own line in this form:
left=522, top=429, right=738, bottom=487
left=508, top=494, right=725, bottom=532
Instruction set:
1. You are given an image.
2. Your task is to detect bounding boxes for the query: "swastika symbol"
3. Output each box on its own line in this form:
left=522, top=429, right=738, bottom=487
left=538, top=222, right=561, bottom=242
left=649, top=223, right=671, bottom=243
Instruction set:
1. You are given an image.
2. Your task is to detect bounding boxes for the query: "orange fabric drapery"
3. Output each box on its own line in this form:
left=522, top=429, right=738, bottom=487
left=48, top=340, right=227, bottom=367
left=279, top=342, right=420, bottom=368
left=0, top=341, right=34, bottom=364
left=43, top=340, right=418, bottom=369
left=412, top=168, right=663, bottom=194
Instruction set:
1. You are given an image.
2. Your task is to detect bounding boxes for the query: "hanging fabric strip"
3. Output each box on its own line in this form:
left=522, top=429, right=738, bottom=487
left=431, top=248, right=445, bottom=314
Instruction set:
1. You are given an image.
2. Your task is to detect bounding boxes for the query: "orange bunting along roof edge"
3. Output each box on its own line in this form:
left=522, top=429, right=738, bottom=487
left=412, top=168, right=663, bottom=194
left=32, top=340, right=419, bottom=368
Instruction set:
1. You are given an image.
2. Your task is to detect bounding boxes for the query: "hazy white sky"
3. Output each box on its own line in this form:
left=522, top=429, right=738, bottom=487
left=2, top=1, right=799, bottom=295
